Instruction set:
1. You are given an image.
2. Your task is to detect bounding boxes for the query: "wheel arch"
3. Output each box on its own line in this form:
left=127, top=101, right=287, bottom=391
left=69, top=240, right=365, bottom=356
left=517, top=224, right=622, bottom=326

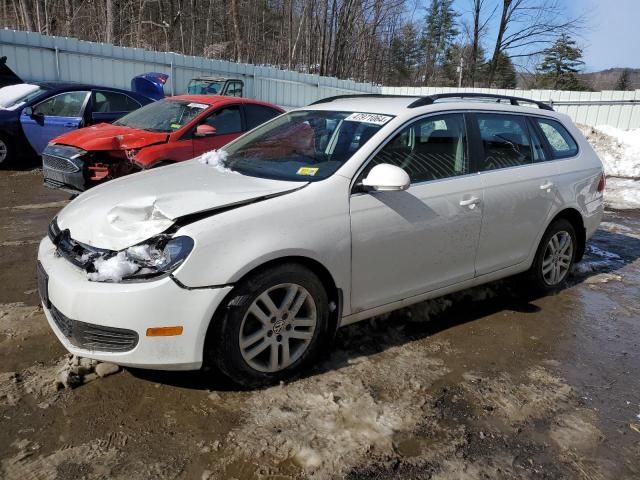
left=549, top=207, right=586, bottom=261
left=205, top=255, right=342, bottom=349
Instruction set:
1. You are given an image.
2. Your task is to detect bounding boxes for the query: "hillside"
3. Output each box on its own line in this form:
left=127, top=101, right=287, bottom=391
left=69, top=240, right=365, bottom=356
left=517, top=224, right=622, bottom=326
left=518, top=68, right=640, bottom=91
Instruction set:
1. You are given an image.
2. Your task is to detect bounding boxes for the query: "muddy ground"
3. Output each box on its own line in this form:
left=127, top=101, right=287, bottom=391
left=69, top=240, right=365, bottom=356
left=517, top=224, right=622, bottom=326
left=1, top=166, right=639, bottom=480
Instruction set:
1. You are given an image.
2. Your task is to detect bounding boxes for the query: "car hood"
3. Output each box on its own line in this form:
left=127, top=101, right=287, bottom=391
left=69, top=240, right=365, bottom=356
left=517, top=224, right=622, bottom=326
left=53, top=123, right=168, bottom=151
left=56, top=160, right=308, bottom=250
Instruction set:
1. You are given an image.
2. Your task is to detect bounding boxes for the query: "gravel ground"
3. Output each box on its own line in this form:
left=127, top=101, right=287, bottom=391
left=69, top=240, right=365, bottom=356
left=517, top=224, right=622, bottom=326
left=1, top=166, right=639, bottom=480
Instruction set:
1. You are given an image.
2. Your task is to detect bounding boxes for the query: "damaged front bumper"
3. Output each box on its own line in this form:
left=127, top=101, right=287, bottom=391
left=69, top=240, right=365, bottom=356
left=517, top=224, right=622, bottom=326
left=42, top=144, right=88, bottom=193
left=37, top=236, right=232, bottom=370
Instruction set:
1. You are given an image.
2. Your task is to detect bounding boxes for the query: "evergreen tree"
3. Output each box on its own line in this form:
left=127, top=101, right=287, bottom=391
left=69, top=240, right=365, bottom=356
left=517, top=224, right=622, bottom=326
left=491, top=52, right=517, bottom=88
left=537, top=34, right=587, bottom=90
left=422, top=0, right=459, bottom=84
left=616, top=69, right=631, bottom=91
left=388, top=23, right=421, bottom=86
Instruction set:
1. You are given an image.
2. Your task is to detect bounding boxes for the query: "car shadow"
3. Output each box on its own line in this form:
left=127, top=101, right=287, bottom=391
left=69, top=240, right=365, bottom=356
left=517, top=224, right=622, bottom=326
left=129, top=226, right=640, bottom=392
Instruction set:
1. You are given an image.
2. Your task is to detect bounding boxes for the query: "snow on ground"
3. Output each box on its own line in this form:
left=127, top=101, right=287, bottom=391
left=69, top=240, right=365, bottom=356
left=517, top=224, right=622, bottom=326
left=580, top=125, right=640, bottom=209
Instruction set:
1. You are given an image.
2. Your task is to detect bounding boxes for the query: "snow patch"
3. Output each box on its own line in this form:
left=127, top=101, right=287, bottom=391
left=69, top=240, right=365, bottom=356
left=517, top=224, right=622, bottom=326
left=87, top=251, right=139, bottom=282
left=0, top=83, right=39, bottom=109
left=581, top=125, right=640, bottom=179
left=198, top=149, right=235, bottom=173
left=586, top=245, right=621, bottom=260
left=227, top=344, right=449, bottom=478
left=603, top=178, right=640, bottom=210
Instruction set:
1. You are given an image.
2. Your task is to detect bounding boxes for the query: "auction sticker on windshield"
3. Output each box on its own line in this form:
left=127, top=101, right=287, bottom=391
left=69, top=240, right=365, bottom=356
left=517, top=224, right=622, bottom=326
left=297, top=167, right=319, bottom=176
left=187, top=103, right=209, bottom=110
left=344, top=112, right=392, bottom=125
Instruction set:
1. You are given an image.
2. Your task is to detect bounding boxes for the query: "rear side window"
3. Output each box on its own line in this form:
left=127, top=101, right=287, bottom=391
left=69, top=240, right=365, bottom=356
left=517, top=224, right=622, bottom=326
left=244, top=104, right=281, bottom=130
left=365, top=113, right=468, bottom=183
left=476, top=113, right=532, bottom=170
left=535, top=118, right=578, bottom=158
left=93, top=91, right=141, bottom=113
left=203, top=106, right=242, bottom=134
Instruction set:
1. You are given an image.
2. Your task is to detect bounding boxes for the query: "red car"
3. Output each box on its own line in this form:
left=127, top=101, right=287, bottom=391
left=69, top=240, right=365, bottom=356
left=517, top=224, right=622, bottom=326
left=42, top=95, right=284, bottom=192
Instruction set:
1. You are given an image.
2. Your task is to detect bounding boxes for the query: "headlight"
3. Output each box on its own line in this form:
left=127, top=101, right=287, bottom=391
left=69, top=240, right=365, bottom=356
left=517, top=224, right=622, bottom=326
left=86, top=235, right=194, bottom=282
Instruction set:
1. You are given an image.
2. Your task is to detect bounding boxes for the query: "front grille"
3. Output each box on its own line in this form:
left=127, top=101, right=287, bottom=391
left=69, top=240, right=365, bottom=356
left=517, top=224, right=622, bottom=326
left=43, top=154, right=80, bottom=173
left=50, top=304, right=139, bottom=352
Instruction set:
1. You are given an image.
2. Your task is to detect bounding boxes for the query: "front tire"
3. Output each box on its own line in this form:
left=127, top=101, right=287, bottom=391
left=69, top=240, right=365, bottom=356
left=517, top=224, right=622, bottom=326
left=0, top=135, right=13, bottom=167
left=209, top=263, right=330, bottom=387
left=528, top=218, right=576, bottom=292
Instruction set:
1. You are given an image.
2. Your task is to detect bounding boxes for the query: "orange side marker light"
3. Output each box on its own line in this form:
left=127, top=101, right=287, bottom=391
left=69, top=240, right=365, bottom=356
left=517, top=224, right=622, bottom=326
left=146, top=326, right=184, bottom=337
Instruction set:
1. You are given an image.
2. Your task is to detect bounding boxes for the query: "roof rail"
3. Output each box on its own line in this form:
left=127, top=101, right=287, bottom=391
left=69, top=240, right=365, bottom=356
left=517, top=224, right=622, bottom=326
left=309, top=94, right=412, bottom=105
left=408, top=93, right=554, bottom=111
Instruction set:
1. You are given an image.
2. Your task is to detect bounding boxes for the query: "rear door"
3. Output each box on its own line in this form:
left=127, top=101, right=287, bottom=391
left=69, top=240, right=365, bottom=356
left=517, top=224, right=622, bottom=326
left=192, top=104, right=243, bottom=157
left=20, top=90, right=90, bottom=154
left=350, top=113, right=484, bottom=312
left=472, top=112, right=558, bottom=275
left=89, top=90, right=142, bottom=124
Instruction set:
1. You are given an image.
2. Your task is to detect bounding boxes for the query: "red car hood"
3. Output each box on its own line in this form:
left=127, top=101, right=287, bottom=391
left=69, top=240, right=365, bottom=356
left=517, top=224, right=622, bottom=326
left=52, top=124, right=168, bottom=151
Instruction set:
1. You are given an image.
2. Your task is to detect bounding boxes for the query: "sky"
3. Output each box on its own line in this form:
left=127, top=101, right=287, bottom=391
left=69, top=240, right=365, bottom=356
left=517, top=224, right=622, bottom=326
left=414, top=0, right=640, bottom=72
left=568, top=0, right=640, bottom=71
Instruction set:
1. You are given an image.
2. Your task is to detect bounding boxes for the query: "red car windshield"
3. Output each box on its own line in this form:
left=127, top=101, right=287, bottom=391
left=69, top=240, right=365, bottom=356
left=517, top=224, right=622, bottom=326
left=114, top=99, right=209, bottom=133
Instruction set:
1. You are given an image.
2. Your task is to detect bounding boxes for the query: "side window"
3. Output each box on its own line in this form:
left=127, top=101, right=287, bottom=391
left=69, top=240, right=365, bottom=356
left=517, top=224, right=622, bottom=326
left=365, top=113, right=468, bottom=183
left=476, top=113, right=533, bottom=170
left=202, top=106, right=242, bottom=134
left=244, top=104, right=281, bottom=130
left=226, top=81, right=243, bottom=97
left=536, top=118, right=578, bottom=158
left=93, top=91, right=141, bottom=113
left=33, top=91, right=89, bottom=117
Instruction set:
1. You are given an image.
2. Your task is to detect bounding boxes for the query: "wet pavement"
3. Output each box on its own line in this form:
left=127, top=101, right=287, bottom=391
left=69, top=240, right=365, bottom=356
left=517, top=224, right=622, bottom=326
left=1, top=167, right=639, bottom=479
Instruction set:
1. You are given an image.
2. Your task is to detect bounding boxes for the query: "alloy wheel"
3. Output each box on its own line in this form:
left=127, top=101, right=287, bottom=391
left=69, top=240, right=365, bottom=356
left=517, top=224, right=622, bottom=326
left=542, top=231, right=573, bottom=285
left=239, top=283, right=317, bottom=373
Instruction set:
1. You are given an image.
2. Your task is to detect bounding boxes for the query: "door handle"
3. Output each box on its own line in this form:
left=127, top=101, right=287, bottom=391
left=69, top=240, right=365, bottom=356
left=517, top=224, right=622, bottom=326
left=540, top=181, right=554, bottom=191
left=459, top=196, right=480, bottom=208
left=63, top=123, right=76, bottom=128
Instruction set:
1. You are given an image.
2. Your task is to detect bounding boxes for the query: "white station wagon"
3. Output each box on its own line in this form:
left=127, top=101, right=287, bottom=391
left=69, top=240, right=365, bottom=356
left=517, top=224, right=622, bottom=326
left=37, top=93, right=605, bottom=386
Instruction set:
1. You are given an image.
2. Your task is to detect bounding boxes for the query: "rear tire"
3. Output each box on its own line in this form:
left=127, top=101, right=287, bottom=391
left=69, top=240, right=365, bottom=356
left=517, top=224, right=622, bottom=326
left=528, top=218, right=576, bottom=292
left=208, top=263, right=330, bottom=388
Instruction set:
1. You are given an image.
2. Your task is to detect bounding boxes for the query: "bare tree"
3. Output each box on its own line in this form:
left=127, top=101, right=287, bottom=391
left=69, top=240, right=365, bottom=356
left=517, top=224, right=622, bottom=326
left=487, top=0, right=581, bottom=86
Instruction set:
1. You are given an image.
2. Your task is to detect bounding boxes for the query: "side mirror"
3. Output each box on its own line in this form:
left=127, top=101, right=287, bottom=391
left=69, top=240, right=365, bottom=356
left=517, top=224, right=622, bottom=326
left=361, top=164, right=410, bottom=192
left=23, top=106, right=37, bottom=117
left=195, top=124, right=216, bottom=137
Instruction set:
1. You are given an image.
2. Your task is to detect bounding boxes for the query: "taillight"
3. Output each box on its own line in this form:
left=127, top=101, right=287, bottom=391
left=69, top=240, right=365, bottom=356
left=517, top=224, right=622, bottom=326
left=597, top=172, right=606, bottom=192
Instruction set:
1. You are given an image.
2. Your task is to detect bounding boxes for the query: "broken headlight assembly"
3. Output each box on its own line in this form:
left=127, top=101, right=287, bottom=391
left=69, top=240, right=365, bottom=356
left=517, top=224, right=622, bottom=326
left=86, top=235, right=194, bottom=283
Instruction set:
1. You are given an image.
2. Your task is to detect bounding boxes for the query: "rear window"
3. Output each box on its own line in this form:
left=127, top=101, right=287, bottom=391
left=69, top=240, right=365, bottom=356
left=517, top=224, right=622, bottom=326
left=535, top=118, right=578, bottom=158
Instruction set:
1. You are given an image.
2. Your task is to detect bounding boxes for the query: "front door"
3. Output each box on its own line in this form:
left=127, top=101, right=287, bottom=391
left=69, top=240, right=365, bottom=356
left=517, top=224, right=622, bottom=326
left=20, top=91, right=90, bottom=154
left=192, top=105, right=244, bottom=157
left=350, top=113, right=484, bottom=313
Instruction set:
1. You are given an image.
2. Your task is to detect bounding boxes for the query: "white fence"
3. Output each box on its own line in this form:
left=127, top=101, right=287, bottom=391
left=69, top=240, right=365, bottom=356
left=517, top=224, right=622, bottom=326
left=1, top=29, right=639, bottom=129
left=382, top=86, right=640, bottom=131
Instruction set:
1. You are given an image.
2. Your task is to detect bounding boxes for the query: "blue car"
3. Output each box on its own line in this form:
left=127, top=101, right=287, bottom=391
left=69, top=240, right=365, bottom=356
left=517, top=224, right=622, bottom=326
left=0, top=71, right=167, bottom=166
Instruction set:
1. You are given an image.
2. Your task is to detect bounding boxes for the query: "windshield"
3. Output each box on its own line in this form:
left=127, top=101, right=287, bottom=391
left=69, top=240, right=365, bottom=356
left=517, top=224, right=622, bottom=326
left=0, top=84, right=47, bottom=110
left=114, top=99, right=209, bottom=132
left=187, top=79, right=225, bottom=95
left=220, top=110, right=392, bottom=181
